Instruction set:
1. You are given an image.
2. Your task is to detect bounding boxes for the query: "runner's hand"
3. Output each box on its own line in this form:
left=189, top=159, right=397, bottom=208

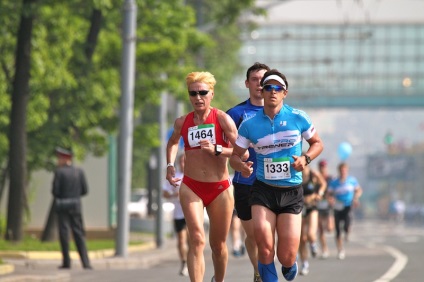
left=241, top=161, right=254, bottom=178
left=291, top=155, right=306, bottom=171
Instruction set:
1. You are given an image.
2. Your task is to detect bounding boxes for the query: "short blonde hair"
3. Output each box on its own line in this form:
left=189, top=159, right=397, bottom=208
left=186, top=71, right=216, bottom=90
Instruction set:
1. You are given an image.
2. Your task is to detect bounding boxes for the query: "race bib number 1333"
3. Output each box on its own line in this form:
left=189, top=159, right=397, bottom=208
left=264, top=157, right=291, bottom=180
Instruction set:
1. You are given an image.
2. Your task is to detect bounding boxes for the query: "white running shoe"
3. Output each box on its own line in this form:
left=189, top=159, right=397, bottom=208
left=338, top=250, right=346, bottom=260
left=179, top=262, right=188, bottom=276
left=321, top=251, right=329, bottom=259
left=300, top=264, right=309, bottom=276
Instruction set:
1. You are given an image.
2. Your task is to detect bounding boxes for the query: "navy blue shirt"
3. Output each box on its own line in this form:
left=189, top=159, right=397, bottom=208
left=226, top=99, right=263, bottom=185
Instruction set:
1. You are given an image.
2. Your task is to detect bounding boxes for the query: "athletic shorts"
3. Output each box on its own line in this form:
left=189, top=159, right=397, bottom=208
left=182, top=175, right=231, bottom=207
left=174, top=218, right=187, bottom=233
left=250, top=180, right=303, bottom=215
left=318, top=209, right=331, bottom=217
left=317, top=199, right=331, bottom=217
left=234, top=183, right=253, bottom=221
left=302, top=206, right=318, bottom=218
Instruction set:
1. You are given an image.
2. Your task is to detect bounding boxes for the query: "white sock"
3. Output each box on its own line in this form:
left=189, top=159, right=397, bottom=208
left=234, top=239, right=242, bottom=250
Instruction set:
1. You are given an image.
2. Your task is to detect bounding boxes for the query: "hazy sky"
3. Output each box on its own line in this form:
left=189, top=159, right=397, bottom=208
left=302, top=108, right=424, bottom=189
left=256, top=0, right=424, bottom=24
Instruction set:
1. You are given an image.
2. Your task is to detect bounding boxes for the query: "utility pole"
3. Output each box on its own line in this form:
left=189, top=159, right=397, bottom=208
left=116, top=0, right=137, bottom=257
left=156, top=91, right=167, bottom=247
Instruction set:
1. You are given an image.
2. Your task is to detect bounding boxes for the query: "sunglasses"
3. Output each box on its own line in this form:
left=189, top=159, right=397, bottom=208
left=188, top=90, right=209, bottom=96
left=263, top=84, right=285, bottom=92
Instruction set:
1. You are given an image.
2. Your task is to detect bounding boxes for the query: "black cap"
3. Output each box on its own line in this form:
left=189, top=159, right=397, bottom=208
left=55, top=147, right=73, bottom=157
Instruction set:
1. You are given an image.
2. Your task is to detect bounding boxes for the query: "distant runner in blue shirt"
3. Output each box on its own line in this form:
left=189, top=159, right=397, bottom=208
left=226, top=62, right=270, bottom=282
left=230, top=69, right=324, bottom=282
left=327, top=162, right=362, bottom=260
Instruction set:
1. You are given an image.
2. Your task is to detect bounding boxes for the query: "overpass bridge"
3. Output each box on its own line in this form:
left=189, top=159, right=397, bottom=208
left=287, top=94, right=424, bottom=108
left=233, top=0, right=424, bottom=108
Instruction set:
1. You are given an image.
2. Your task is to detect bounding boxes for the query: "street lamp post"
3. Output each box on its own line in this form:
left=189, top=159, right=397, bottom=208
left=116, top=0, right=137, bottom=257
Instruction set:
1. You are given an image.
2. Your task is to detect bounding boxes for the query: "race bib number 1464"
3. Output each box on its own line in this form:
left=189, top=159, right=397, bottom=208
left=188, top=124, right=216, bottom=147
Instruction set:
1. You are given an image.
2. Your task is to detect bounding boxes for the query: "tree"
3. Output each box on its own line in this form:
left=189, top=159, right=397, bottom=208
left=6, top=0, right=36, bottom=241
left=2, top=0, right=207, bottom=240
left=40, top=5, right=105, bottom=242
left=0, top=0, right=18, bottom=227
left=0, top=0, right=264, bottom=240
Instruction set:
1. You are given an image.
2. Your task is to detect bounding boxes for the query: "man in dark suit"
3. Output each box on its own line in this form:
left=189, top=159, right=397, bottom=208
left=52, top=147, right=92, bottom=270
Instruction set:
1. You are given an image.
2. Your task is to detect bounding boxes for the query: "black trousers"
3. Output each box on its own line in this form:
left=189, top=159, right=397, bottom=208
left=334, top=206, right=352, bottom=239
left=57, top=210, right=90, bottom=268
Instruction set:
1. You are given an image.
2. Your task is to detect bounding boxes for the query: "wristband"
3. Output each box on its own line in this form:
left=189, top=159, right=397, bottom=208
left=167, top=163, right=174, bottom=168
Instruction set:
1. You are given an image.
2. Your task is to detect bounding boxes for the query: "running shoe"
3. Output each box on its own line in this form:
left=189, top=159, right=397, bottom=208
left=320, top=251, right=329, bottom=259
left=179, top=262, right=188, bottom=276
left=300, top=263, right=309, bottom=276
left=233, top=245, right=246, bottom=257
left=310, top=243, right=318, bottom=258
left=281, top=261, right=298, bottom=281
left=338, top=250, right=346, bottom=260
left=253, top=272, right=262, bottom=282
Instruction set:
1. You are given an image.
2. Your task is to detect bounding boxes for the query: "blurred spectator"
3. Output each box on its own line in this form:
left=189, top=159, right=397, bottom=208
left=163, top=154, right=188, bottom=276
left=52, top=147, right=92, bottom=270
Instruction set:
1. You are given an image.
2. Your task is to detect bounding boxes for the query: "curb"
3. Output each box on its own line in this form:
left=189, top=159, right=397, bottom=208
left=0, top=240, right=167, bottom=281
left=0, top=272, right=70, bottom=282
left=0, top=242, right=156, bottom=261
left=0, top=264, right=15, bottom=276
left=0, top=241, right=157, bottom=281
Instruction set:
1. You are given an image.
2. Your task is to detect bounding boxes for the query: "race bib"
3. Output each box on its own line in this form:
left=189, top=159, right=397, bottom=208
left=187, top=124, right=216, bottom=147
left=334, top=200, right=345, bottom=211
left=317, top=199, right=330, bottom=210
left=263, top=157, right=291, bottom=180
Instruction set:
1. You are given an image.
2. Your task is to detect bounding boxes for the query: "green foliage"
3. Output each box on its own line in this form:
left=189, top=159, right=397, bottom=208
left=0, top=1, right=20, bottom=167
left=183, top=0, right=266, bottom=111
left=0, top=235, right=146, bottom=251
left=0, top=0, right=262, bottom=190
left=0, top=213, right=6, bottom=237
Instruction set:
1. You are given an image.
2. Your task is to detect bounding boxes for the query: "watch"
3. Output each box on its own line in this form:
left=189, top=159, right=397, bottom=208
left=304, top=154, right=311, bottom=165
left=215, top=144, right=223, bottom=156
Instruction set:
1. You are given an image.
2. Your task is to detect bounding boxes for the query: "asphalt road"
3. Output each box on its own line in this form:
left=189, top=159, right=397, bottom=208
left=4, top=219, right=424, bottom=282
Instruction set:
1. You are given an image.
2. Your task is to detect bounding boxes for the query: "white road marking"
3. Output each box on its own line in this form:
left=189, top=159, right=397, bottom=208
left=373, top=245, right=408, bottom=282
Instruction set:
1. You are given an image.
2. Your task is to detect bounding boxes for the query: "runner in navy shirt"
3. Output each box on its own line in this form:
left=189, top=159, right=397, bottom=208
left=226, top=62, right=270, bottom=282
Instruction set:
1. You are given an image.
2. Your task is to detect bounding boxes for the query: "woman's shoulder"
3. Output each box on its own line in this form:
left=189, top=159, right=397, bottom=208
left=215, top=108, right=233, bottom=122
left=175, top=112, right=192, bottom=126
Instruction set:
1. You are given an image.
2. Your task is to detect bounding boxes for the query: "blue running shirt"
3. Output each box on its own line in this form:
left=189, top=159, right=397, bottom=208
left=328, top=176, right=360, bottom=207
left=236, top=104, right=316, bottom=186
left=226, top=99, right=263, bottom=185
